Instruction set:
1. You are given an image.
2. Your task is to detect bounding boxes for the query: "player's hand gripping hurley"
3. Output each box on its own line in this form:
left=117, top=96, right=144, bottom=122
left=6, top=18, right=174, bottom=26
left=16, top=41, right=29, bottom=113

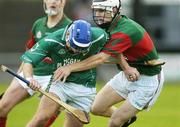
left=0, top=65, right=89, bottom=124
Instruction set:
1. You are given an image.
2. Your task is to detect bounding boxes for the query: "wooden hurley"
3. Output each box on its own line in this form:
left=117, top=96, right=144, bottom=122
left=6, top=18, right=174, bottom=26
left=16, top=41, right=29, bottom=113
left=0, top=65, right=89, bottom=124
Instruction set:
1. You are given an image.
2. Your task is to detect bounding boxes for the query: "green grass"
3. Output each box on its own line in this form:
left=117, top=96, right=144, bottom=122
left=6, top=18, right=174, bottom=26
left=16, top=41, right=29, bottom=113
left=0, top=82, right=180, bottom=127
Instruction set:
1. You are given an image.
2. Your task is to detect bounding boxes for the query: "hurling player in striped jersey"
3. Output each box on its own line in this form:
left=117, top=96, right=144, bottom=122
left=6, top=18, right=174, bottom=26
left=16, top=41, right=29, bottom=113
left=53, top=0, right=165, bottom=127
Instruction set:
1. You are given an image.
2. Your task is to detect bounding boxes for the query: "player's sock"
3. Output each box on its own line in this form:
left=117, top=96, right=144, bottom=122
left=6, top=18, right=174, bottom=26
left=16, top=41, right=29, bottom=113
left=44, top=111, right=60, bottom=127
left=122, top=116, right=137, bottom=127
left=0, top=117, right=7, bottom=127
left=44, top=115, right=58, bottom=127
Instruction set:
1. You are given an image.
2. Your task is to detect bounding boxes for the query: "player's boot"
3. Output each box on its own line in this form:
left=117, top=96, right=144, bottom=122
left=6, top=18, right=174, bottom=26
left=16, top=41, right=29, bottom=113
left=0, top=117, right=7, bottom=127
left=122, top=116, right=137, bottom=127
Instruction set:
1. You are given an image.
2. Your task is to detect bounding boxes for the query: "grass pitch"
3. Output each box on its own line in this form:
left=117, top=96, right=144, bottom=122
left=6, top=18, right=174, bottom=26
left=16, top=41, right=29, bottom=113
left=0, top=82, right=180, bottom=127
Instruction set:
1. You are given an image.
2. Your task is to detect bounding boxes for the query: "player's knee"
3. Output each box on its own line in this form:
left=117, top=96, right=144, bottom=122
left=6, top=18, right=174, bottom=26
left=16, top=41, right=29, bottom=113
left=109, top=113, right=127, bottom=127
left=91, top=105, right=106, bottom=116
left=109, top=119, right=121, bottom=127
left=109, top=117, right=123, bottom=127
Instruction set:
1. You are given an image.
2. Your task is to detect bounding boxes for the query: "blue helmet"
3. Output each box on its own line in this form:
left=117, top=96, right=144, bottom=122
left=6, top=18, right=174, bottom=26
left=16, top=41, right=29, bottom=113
left=67, top=20, right=92, bottom=53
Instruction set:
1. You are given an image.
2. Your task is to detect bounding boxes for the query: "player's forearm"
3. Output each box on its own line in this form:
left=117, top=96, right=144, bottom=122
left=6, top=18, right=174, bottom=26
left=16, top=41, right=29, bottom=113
left=23, top=62, right=41, bottom=90
left=119, top=54, right=140, bottom=81
left=68, top=52, right=110, bottom=72
left=22, top=63, right=33, bottom=78
left=118, top=54, right=131, bottom=71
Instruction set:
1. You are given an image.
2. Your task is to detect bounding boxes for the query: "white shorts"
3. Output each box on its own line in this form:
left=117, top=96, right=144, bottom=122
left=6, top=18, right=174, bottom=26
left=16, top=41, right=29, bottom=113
left=16, top=72, right=52, bottom=96
left=49, top=82, right=96, bottom=113
left=107, top=70, right=164, bottom=110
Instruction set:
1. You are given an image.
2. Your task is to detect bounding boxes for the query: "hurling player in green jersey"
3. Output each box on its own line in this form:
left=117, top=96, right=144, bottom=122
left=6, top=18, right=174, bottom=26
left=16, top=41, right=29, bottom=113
left=0, top=0, right=71, bottom=127
left=52, top=0, right=165, bottom=127
left=21, top=20, right=108, bottom=127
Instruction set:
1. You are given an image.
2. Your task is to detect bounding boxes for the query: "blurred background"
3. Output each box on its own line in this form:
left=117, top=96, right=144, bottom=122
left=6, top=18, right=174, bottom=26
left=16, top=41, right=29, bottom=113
left=0, top=0, right=180, bottom=127
left=0, top=0, right=179, bottom=83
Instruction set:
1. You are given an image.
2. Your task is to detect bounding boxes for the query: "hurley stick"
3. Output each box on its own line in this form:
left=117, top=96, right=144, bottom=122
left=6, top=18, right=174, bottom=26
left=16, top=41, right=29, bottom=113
left=0, top=65, right=89, bottom=124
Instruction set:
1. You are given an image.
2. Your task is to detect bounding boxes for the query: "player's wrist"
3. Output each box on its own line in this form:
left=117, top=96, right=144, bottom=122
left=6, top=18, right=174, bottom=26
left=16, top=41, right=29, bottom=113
left=67, top=65, right=75, bottom=72
left=121, top=64, right=131, bottom=71
left=26, top=77, right=33, bottom=81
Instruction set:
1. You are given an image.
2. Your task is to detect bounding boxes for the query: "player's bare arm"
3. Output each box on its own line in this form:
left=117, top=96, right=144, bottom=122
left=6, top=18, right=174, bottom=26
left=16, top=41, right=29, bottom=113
left=53, top=52, right=140, bottom=82
left=118, top=54, right=140, bottom=82
left=53, top=52, right=110, bottom=82
left=23, top=63, right=41, bottom=91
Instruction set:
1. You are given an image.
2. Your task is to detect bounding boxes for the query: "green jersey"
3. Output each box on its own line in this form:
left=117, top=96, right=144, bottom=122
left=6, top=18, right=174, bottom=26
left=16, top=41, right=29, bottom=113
left=26, top=15, right=72, bottom=76
left=102, top=15, right=161, bottom=76
left=21, top=27, right=108, bottom=88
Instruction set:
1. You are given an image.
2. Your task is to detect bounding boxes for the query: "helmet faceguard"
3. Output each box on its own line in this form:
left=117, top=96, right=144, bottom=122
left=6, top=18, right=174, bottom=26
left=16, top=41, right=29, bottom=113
left=92, top=0, right=121, bottom=28
left=66, top=20, right=92, bottom=54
